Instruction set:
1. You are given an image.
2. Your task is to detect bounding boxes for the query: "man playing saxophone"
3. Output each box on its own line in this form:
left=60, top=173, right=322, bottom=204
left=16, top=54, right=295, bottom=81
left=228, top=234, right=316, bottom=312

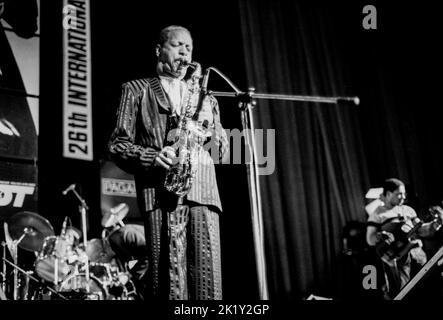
left=108, top=25, right=229, bottom=300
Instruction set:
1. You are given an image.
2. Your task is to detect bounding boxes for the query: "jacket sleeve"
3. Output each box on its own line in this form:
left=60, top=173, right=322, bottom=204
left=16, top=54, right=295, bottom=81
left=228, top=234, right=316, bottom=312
left=108, top=83, right=159, bottom=174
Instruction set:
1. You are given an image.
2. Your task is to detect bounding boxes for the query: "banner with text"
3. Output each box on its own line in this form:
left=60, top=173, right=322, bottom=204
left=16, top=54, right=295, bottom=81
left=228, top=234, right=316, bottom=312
left=62, top=0, right=93, bottom=160
left=100, top=160, right=142, bottom=223
left=0, top=161, right=38, bottom=223
left=0, top=0, right=40, bottom=160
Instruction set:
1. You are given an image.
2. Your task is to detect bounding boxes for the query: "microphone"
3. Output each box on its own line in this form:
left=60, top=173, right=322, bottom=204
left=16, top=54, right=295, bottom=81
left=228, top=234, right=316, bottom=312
left=62, top=183, right=76, bottom=195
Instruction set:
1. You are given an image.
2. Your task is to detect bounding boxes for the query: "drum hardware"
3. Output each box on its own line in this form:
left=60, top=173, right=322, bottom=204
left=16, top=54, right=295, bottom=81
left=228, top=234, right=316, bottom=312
left=84, top=211, right=138, bottom=300
left=22, top=270, right=34, bottom=299
left=10, top=229, right=25, bottom=300
left=5, top=211, right=55, bottom=299
left=2, top=256, right=67, bottom=300
left=0, top=198, right=138, bottom=300
left=58, top=273, right=107, bottom=300
left=62, top=183, right=91, bottom=294
left=98, top=208, right=142, bottom=300
left=1, top=241, right=6, bottom=295
left=0, top=286, right=5, bottom=300
left=78, top=261, right=135, bottom=300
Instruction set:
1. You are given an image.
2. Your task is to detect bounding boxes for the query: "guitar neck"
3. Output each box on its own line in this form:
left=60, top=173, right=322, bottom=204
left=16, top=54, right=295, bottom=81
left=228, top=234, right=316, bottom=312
left=405, top=220, right=423, bottom=238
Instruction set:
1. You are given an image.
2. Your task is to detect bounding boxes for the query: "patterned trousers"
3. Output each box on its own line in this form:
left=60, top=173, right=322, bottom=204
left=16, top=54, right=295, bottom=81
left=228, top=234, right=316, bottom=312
left=143, top=204, right=222, bottom=300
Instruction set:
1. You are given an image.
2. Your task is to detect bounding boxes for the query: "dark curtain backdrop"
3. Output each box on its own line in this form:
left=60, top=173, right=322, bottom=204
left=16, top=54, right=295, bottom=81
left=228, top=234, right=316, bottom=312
left=238, top=0, right=443, bottom=300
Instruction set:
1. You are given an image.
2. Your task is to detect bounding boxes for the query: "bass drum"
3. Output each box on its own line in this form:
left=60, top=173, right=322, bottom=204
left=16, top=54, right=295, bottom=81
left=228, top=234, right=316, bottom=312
left=58, top=273, right=107, bottom=300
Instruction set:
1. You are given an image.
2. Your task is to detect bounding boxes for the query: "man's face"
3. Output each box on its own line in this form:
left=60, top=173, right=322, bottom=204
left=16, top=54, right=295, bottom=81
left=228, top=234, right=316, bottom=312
left=386, top=185, right=406, bottom=207
left=156, top=29, right=193, bottom=79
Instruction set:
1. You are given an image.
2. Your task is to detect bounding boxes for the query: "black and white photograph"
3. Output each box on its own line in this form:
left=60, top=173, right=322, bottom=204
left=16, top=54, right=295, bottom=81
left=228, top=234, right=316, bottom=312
left=1, top=0, right=443, bottom=317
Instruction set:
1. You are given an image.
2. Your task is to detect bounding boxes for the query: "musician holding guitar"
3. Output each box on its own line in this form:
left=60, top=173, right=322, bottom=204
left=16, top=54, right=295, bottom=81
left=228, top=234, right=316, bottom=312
left=366, top=178, right=443, bottom=299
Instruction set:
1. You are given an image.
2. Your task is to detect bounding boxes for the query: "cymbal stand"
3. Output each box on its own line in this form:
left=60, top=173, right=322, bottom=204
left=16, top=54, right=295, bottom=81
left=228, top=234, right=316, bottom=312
left=1, top=241, right=6, bottom=295
left=2, top=257, right=67, bottom=300
left=53, top=256, right=59, bottom=287
left=10, top=229, right=29, bottom=300
left=64, top=185, right=90, bottom=293
left=4, top=227, right=37, bottom=300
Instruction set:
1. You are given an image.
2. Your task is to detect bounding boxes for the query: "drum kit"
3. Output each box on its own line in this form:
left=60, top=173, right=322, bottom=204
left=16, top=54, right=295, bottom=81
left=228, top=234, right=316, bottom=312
left=1, top=206, right=136, bottom=300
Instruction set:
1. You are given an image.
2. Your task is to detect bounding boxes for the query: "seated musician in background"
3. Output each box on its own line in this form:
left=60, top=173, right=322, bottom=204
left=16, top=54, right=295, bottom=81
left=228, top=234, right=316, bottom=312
left=102, top=203, right=148, bottom=298
left=366, top=178, right=443, bottom=299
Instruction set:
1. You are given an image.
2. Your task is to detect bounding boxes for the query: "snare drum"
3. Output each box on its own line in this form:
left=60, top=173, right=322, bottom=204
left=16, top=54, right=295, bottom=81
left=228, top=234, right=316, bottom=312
left=34, top=236, right=74, bottom=283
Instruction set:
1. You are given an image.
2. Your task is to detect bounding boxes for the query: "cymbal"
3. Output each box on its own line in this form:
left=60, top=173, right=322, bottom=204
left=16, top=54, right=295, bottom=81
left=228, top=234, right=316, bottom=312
left=7, top=211, right=55, bottom=252
left=101, top=203, right=128, bottom=228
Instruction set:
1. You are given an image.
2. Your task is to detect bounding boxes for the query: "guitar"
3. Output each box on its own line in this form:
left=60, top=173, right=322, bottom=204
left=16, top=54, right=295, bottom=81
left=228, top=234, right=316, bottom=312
left=375, top=206, right=443, bottom=266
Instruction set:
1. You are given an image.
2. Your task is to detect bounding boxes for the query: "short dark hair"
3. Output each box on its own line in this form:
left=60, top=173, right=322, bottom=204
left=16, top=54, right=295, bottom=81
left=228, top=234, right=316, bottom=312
left=157, top=25, right=191, bottom=46
left=382, top=178, right=405, bottom=195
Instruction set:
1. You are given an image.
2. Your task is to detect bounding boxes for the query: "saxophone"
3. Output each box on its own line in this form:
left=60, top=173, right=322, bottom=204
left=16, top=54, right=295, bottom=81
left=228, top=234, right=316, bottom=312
left=164, top=62, right=209, bottom=197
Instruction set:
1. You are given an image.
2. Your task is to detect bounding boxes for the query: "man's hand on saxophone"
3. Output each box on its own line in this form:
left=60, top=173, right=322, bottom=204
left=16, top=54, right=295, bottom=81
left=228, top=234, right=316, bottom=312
left=154, top=146, right=176, bottom=169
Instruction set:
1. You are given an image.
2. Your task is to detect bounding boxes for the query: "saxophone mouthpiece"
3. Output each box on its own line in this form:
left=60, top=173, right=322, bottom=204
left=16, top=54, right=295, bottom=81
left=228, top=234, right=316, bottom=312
left=184, top=61, right=199, bottom=69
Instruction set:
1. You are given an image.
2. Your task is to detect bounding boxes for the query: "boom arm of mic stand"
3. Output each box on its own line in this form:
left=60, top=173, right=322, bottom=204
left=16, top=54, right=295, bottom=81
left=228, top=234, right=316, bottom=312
left=208, top=90, right=360, bottom=106
left=203, top=66, right=359, bottom=105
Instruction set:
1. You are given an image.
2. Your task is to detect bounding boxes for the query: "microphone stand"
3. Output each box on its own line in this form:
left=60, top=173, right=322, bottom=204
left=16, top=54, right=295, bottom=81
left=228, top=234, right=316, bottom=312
left=64, top=185, right=91, bottom=293
left=202, top=66, right=359, bottom=300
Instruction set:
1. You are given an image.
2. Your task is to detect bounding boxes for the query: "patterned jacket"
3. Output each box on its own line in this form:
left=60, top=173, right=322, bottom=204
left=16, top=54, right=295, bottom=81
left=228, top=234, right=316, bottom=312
left=108, top=77, right=229, bottom=213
